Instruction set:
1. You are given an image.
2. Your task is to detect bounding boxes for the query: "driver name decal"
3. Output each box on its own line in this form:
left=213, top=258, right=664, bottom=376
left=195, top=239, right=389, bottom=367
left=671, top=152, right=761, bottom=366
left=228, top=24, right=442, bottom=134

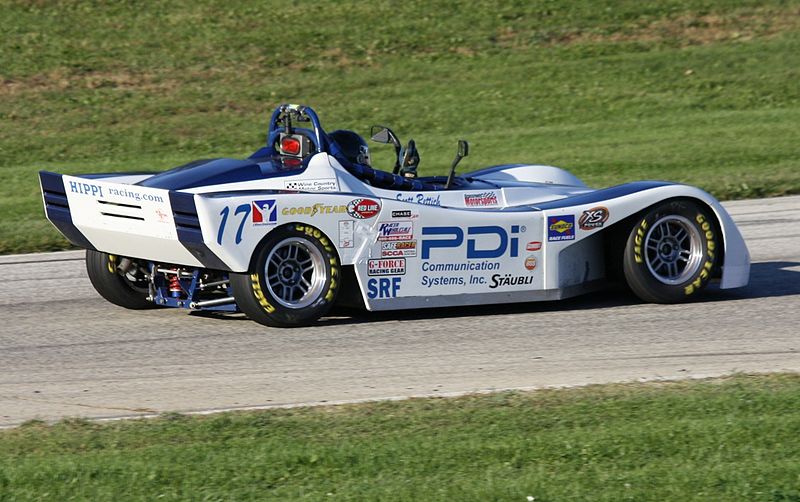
left=396, top=193, right=441, bottom=207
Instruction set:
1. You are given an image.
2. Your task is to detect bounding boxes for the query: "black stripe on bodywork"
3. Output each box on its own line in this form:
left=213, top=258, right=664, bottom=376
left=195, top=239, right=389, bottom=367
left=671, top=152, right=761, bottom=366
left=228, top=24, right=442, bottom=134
left=38, top=171, right=97, bottom=250
left=169, top=191, right=231, bottom=271
left=533, top=181, right=674, bottom=210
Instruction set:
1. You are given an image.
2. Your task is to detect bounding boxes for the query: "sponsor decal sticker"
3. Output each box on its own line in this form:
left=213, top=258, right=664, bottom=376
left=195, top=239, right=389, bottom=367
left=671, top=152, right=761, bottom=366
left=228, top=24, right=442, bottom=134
left=252, top=199, right=278, bottom=225
left=68, top=179, right=166, bottom=204
left=579, top=206, right=609, bottom=230
left=338, top=220, right=354, bottom=248
left=68, top=180, right=104, bottom=198
left=155, top=209, right=170, bottom=223
left=392, top=210, right=413, bottom=218
left=526, top=241, right=542, bottom=251
left=421, top=225, right=524, bottom=259
left=377, top=221, right=414, bottom=241
left=381, top=240, right=417, bottom=258
left=489, top=274, right=535, bottom=289
left=107, top=186, right=163, bottom=203
left=283, top=179, right=338, bottom=192
left=282, top=204, right=347, bottom=217
left=367, top=277, right=402, bottom=298
left=524, top=256, right=537, bottom=271
left=548, top=215, right=575, bottom=241
left=368, top=258, right=406, bottom=276
left=464, top=191, right=499, bottom=207
left=347, top=198, right=380, bottom=219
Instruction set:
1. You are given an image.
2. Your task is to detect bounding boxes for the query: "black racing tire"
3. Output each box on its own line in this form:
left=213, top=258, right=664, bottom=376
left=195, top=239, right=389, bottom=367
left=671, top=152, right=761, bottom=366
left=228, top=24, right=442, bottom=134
left=230, top=223, right=340, bottom=328
left=85, top=250, right=155, bottom=309
left=622, top=199, right=719, bottom=303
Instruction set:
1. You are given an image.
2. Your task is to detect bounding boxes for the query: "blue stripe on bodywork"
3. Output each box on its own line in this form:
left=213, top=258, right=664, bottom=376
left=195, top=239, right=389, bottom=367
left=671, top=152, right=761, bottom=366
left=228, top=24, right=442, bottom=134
left=533, top=181, right=674, bottom=210
left=169, top=191, right=231, bottom=271
left=80, top=172, right=157, bottom=179
left=38, top=171, right=97, bottom=250
left=138, top=157, right=307, bottom=191
left=465, top=163, right=529, bottom=178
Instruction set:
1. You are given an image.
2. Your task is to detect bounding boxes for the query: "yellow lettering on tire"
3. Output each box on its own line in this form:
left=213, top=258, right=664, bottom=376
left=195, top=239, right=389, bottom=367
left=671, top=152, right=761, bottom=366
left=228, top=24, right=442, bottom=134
left=250, top=273, right=276, bottom=314
left=634, top=222, right=646, bottom=263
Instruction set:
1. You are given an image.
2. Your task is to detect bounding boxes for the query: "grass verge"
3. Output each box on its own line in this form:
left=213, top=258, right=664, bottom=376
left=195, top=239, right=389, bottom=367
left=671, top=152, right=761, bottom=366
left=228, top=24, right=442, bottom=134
left=2, top=0, right=800, bottom=253
left=1, top=373, right=799, bottom=501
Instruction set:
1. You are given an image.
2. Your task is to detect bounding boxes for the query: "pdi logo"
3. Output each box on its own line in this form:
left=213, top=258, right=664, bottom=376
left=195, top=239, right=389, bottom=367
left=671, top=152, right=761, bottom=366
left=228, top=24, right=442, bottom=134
left=421, top=225, right=523, bottom=259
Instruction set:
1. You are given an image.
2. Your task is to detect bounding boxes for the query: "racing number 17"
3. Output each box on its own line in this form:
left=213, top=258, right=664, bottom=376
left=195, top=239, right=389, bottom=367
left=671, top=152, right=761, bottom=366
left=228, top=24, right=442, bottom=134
left=217, top=204, right=251, bottom=245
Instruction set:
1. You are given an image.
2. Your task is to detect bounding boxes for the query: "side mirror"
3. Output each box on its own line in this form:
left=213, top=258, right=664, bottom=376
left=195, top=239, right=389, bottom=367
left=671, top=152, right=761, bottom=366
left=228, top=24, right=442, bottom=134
left=370, top=126, right=390, bottom=144
left=370, top=125, right=404, bottom=174
left=370, top=125, right=401, bottom=148
left=458, top=139, right=469, bottom=158
left=445, top=139, right=469, bottom=190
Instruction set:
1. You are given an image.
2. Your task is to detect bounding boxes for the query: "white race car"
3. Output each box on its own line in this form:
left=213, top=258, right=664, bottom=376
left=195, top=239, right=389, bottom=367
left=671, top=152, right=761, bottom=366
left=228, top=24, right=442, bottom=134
left=39, top=104, right=750, bottom=327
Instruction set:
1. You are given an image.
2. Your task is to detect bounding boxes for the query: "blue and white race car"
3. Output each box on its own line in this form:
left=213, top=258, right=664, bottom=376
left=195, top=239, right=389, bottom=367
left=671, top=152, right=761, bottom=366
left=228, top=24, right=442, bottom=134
left=39, top=104, right=750, bottom=327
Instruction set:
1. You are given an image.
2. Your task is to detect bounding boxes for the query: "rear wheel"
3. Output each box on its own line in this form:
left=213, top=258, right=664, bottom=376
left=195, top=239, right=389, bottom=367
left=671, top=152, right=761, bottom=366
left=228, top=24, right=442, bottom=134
left=623, top=199, right=719, bottom=303
left=85, top=250, right=155, bottom=309
left=230, top=224, right=340, bottom=327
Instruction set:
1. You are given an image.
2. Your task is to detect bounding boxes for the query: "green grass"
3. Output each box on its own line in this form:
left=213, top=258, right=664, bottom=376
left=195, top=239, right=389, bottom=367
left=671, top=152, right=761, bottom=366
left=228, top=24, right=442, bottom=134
left=1, top=373, right=799, bottom=501
left=2, top=0, right=800, bottom=253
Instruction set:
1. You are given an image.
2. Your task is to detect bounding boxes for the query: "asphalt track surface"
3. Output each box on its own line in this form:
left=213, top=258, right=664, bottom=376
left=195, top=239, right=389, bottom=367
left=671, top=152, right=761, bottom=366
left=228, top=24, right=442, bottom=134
left=1, top=196, right=798, bottom=427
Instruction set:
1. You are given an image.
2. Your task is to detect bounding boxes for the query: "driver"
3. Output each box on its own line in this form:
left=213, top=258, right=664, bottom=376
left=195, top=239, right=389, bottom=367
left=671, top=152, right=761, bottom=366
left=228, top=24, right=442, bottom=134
left=329, top=130, right=371, bottom=167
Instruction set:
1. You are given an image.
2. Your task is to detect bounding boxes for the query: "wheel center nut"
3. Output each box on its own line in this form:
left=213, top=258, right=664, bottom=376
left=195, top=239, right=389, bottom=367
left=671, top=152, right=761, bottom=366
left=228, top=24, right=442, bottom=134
left=660, top=238, right=680, bottom=261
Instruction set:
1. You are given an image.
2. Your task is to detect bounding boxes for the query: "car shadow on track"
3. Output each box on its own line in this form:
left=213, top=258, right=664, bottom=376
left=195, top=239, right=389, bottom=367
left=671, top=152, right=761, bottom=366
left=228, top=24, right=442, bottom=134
left=190, top=261, right=799, bottom=326
left=700, top=261, right=800, bottom=302
left=326, top=285, right=642, bottom=326
left=329, top=260, right=800, bottom=326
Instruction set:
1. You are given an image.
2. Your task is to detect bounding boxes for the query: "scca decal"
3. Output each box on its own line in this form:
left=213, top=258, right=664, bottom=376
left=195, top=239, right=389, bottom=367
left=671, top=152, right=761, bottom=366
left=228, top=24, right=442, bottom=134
left=421, top=225, right=522, bottom=259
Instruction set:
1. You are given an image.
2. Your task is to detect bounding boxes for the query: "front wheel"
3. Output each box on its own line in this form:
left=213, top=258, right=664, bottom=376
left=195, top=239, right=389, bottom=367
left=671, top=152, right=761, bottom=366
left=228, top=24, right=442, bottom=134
left=85, top=250, right=155, bottom=309
left=230, top=224, right=340, bottom=328
left=622, top=199, right=719, bottom=303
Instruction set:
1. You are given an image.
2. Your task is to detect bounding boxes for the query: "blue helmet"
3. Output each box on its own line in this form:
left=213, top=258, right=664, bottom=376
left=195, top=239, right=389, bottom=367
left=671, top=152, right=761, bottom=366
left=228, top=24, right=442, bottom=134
left=329, top=130, right=371, bottom=166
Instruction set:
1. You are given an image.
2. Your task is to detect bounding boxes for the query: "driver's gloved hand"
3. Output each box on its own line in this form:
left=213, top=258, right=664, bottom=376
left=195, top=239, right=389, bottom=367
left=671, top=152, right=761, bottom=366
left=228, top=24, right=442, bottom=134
left=400, top=139, right=420, bottom=178
left=399, top=165, right=418, bottom=178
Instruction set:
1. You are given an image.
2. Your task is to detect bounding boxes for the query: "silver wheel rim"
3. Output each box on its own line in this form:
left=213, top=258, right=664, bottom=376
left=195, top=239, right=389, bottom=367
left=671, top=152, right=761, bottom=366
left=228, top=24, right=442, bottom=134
left=644, top=215, right=704, bottom=285
left=264, top=237, right=327, bottom=309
